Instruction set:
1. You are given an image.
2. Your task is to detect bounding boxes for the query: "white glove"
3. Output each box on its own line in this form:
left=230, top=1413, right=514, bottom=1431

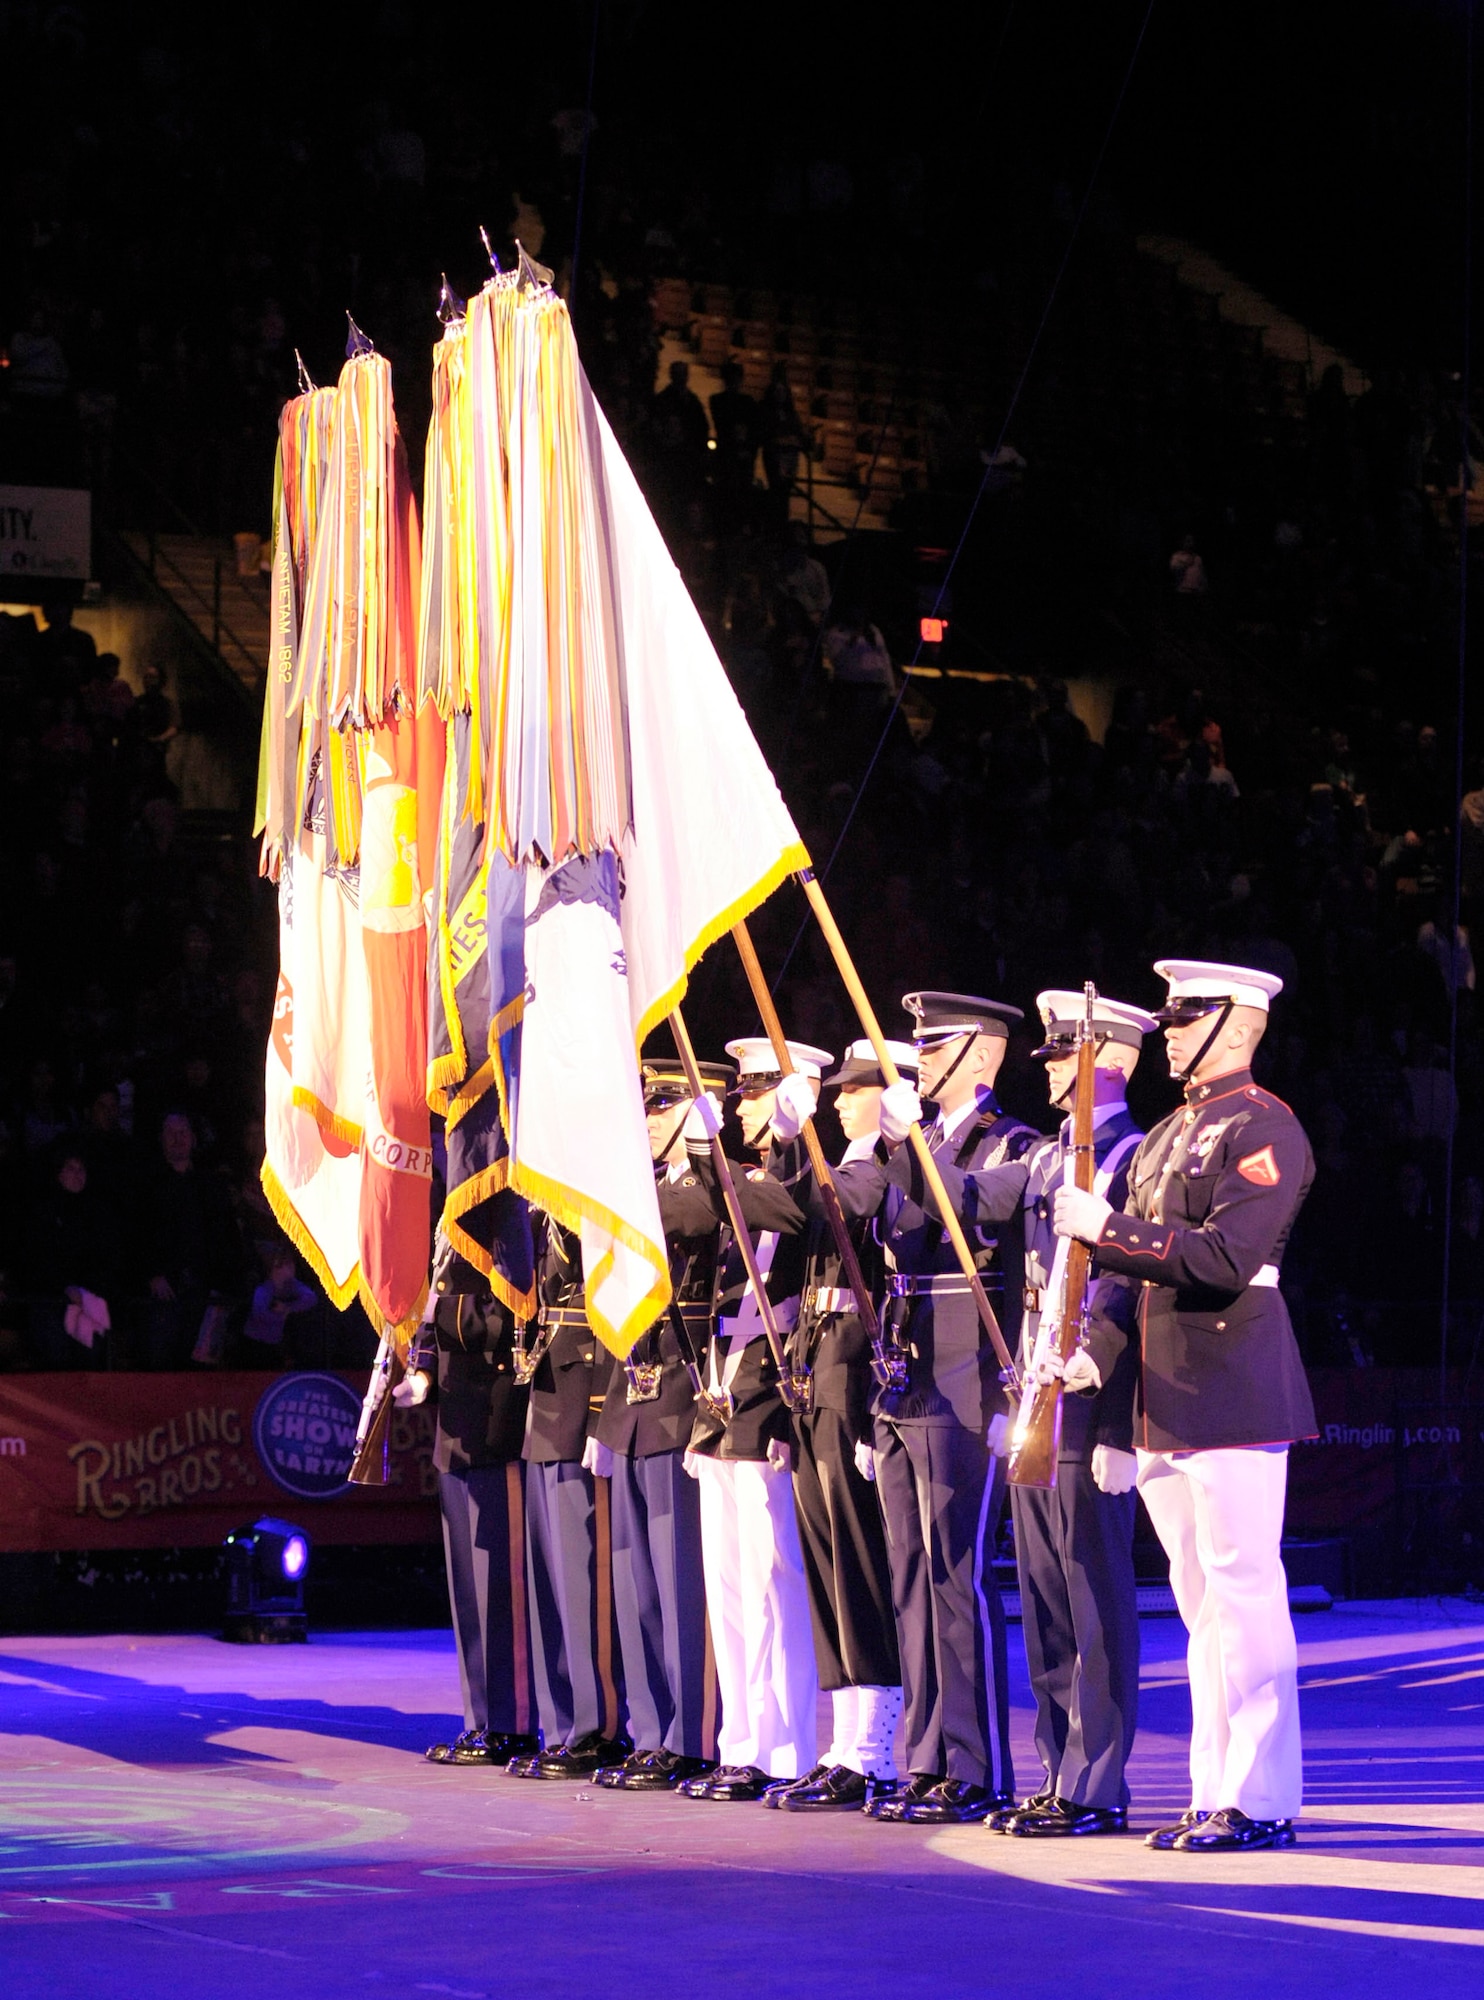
left=1053, top=1185, right=1112, bottom=1245
left=682, top=1094, right=723, bottom=1143
left=985, top=1411, right=1011, bottom=1458
left=853, top=1438, right=877, bottom=1482
left=1033, top=1346, right=1102, bottom=1392
left=682, top=1450, right=703, bottom=1480
left=581, top=1436, right=614, bottom=1478
left=391, top=1369, right=431, bottom=1407
left=878, top=1080, right=923, bottom=1144
left=766, top=1436, right=792, bottom=1472
left=1092, top=1444, right=1139, bottom=1495
left=770, top=1072, right=816, bottom=1143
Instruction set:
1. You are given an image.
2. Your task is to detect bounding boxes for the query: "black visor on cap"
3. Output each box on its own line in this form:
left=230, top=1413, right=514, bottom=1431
left=1153, top=996, right=1228, bottom=1025
left=1030, top=1031, right=1078, bottom=1062
left=644, top=1085, right=690, bottom=1110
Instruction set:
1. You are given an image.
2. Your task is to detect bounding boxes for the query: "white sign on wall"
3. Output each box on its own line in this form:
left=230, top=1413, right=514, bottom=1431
left=0, top=485, right=91, bottom=582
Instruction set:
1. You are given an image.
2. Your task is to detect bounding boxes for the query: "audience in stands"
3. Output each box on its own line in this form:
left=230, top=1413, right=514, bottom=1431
left=0, top=2, right=1478, bottom=1378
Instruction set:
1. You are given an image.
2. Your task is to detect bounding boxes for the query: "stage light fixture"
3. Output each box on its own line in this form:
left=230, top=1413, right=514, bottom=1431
left=221, top=1516, right=312, bottom=1642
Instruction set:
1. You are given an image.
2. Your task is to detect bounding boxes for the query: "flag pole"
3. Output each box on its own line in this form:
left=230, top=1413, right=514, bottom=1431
left=794, top=867, right=1021, bottom=1392
left=732, top=918, right=904, bottom=1390
left=668, top=1003, right=807, bottom=1410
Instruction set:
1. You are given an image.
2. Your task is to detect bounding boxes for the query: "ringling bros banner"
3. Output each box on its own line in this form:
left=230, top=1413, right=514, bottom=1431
left=0, top=1369, right=1479, bottom=1575
left=0, top=1372, right=440, bottom=1552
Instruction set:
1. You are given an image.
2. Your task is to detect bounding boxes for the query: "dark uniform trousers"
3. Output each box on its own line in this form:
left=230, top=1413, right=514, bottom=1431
left=440, top=1463, right=534, bottom=1737
left=1010, top=1475, right=1138, bottom=1807
left=875, top=1417, right=1012, bottom=1793
left=525, top=1457, right=623, bottom=1749
left=787, top=1168, right=899, bottom=1695
left=597, top=1259, right=718, bottom=1761
left=524, top=1312, right=624, bottom=1751
left=422, top=1282, right=537, bottom=1742
left=793, top=1406, right=898, bottom=1690
left=608, top=1449, right=715, bottom=1757
left=1005, top=1111, right=1143, bottom=1809
left=836, top=1097, right=1037, bottom=1795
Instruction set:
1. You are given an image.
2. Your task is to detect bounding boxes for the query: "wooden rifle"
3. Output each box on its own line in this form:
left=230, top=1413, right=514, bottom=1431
left=349, top=1329, right=403, bottom=1485
left=1007, top=981, right=1098, bottom=1491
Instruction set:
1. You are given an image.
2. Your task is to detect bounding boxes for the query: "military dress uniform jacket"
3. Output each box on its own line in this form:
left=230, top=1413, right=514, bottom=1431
left=1017, top=1108, right=1142, bottom=1459
left=1087, top=1069, right=1317, bottom=1452
left=658, top=1140, right=808, bottom=1460
left=835, top=1100, right=1039, bottom=1431
left=409, top=1248, right=532, bottom=1474
left=596, top=1164, right=716, bottom=1458
left=788, top=1149, right=888, bottom=1446
left=523, top=1221, right=615, bottom=1465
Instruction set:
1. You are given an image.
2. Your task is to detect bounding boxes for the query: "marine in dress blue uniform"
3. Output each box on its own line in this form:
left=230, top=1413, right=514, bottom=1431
left=989, top=990, right=1157, bottom=1837
left=834, top=992, right=1039, bottom=1826
left=1056, top=960, right=1317, bottom=1854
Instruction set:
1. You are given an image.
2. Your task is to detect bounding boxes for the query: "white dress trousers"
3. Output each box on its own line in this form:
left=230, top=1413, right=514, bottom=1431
left=1137, top=1445, right=1302, bottom=1821
left=694, top=1453, right=819, bottom=1778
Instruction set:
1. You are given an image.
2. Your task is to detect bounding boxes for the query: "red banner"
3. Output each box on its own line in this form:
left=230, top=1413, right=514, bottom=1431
left=0, top=1372, right=439, bottom=1551
left=0, top=1366, right=1477, bottom=1574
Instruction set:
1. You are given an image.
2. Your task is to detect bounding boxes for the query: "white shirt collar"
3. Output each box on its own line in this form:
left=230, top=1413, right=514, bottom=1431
left=842, top=1132, right=880, bottom=1163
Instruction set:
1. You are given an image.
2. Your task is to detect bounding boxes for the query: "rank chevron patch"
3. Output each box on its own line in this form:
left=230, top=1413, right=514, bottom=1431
left=1237, top=1145, right=1281, bottom=1187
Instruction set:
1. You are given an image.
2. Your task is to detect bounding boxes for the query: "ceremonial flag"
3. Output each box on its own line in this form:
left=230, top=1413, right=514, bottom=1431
left=419, top=274, right=809, bottom=1356
left=261, top=767, right=367, bottom=1309
left=257, top=344, right=434, bottom=1338
left=428, top=713, right=535, bottom=1319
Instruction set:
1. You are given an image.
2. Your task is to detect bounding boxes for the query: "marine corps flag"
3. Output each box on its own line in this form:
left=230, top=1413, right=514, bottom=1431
left=420, top=270, right=808, bottom=1356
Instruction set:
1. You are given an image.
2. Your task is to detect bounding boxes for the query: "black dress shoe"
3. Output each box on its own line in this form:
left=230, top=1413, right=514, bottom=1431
left=426, top=1729, right=483, bottom=1765
left=477, top=1731, right=541, bottom=1764
left=1144, top=1809, right=1210, bottom=1850
left=516, top=1730, right=632, bottom=1780
left=866, top=1772, right=940, bottom=1822
left=1004, top=1798, right=1128, bottom=1838
left=597, top=1750, right=716, bottom=1792
left=762, top=1763, right=827, bottom=1808
left=685, top=1763, right=774, bottom=1802
left=779, top=1765, right=897, bottom=1813
left=1173, top=1807, right=1296, bottom=1853
left=986, top=1788, right=1055, bottom=1833
left=901, top=1781, right=1012, bottom=1826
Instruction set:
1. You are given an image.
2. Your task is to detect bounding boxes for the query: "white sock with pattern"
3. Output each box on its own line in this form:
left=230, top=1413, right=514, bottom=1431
left=850, top=1685, right=903, bottom=1778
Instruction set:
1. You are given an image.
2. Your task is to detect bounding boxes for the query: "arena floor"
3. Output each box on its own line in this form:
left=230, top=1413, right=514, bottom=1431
left=2, top=1601, right=1482, bottom=1997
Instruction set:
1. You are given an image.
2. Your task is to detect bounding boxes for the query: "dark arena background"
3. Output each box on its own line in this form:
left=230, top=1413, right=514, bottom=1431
left=1, top=2, right=1482, bottom=1993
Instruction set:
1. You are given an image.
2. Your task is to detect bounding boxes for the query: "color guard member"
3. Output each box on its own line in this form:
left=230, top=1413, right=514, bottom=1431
left=1055, top=960, right=1316, bottom=1853
left=990, top=990, right=1155, bottom=1837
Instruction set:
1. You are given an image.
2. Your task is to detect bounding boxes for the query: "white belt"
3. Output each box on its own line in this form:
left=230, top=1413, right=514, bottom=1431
left=1142, top=1263, right=1281, bottom=1291
left=807, top=1287, right=856, bottom=1315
